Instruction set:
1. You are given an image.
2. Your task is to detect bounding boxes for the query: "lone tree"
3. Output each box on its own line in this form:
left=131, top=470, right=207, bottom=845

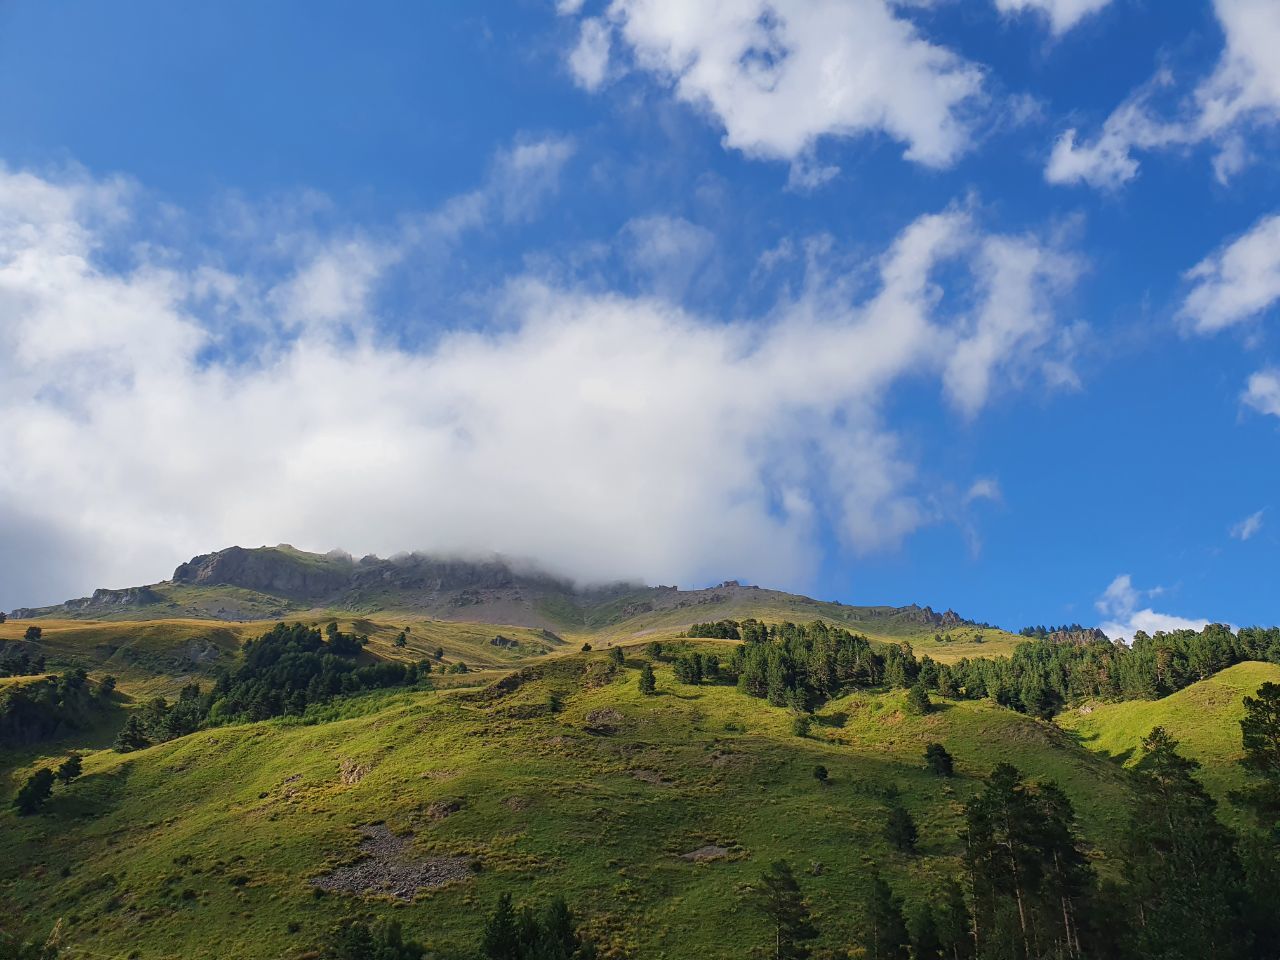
left=394, top=631, right=407, bottom=648
left=56, top=755, right=83, bottom=785
left=13, top=768, right=55, bottom=816
left=904, top=681, right=932, bottom=716
left=24, top=625, right=42, bottom=641
left=746, top=860, right=818, bottom=960
left=812, top=765, right=829, bottom=784
left=581, top=643, right=592, bottom=653
left=885, top=803, right=918, bottom=853
left=792, top=715, right=812, bottom=738
left=924, top=742, right=954, bottom=778
left=608, top=646, right=625, bottom=668
left=638, top=662, right=656, bottom=696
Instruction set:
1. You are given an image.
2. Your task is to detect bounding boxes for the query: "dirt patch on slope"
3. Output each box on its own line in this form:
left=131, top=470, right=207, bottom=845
left=681, top=845, right=731, bottom=862
left=311, top=824, right=473, bottom=900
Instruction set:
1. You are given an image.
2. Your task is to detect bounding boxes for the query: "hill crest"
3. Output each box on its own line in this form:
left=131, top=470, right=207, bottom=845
left=8, top=544, right=977, bottom=638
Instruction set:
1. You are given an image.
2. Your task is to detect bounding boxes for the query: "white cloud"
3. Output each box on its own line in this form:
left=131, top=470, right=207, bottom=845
left=617, top=214, right=716, bottom=299
left=993, top=0, right=1113, bottom=35
left=1243, top=368, right=1280, bottom=417
left=1045, top=0, right=1280, bottom=188
left=426, top=135, right=576, bottom=236
left=1095, top=574, right=1211, bottom=643
left=1230, top=508, right=1265, bottom=540
left=569, top=17, right=612, bottom=91
left=0, top=166, right=1078, bottom=610
left=1181, top=212, right=1280, bottom=333
left=964, top=477, right=1002, bottom=504
left=569, top=0, right=985, bottom=171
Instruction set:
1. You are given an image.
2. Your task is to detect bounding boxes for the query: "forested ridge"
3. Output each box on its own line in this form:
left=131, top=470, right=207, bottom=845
left=695, top=618, right=1280, bottom=718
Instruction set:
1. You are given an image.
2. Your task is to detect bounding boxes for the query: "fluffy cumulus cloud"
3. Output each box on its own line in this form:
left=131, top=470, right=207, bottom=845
left=558, top=0, right=985, bottom=175
left=1180, top=212, right=1280, bottom=419
left=0, top=163, right=1078, bottom=610
left=1095, top=574, right=1211, bottom=643
left=993, top=0, right=1113, bottom=35
left=1243, top=369, right=1280, bottom=416
left=1047, top=0, right=1280, bottom=188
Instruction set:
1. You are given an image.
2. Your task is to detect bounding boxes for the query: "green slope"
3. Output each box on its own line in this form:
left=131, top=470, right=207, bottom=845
left=1, top=646, right=1134, bottom=960
left=1056, top=660, right=1280, bottom=808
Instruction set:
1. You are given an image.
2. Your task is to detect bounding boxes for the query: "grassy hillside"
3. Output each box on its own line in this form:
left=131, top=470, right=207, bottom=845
left=1056, top=660, right=1280, bottom=809
left=0, top=644, right=1134, bottom=960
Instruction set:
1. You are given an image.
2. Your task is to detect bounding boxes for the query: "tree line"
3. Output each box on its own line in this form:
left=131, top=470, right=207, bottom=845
left=681, top=618, right=1280, bottom=718
left=113, top=622, right=430, bottom=752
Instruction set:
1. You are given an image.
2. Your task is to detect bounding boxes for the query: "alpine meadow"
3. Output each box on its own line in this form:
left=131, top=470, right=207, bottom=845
left=4, top=2, right=1280, bottom=959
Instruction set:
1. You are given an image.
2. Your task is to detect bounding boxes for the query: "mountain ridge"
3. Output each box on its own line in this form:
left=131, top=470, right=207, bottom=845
left=8, top=544, right=978, bottom=637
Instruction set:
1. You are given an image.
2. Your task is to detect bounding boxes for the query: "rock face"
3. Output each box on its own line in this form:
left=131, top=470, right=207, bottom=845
left=11, top=586, right=163, bottom=620
left=172, top=546, right=352, bottom=599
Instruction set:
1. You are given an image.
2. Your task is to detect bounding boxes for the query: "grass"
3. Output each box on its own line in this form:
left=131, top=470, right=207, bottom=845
left=0, top=645, right=1136, bottom=960
left=1056, top=660, right=1280, bottom=811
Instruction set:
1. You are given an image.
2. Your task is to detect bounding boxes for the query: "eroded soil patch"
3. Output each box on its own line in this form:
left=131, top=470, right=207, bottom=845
left=311, top=824, right=473, bottom=900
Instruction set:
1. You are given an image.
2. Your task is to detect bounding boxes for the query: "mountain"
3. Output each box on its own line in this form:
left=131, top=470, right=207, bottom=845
left=9, top=544, right=986, bottom=641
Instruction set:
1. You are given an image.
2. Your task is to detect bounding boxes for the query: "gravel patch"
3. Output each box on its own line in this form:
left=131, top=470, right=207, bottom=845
left=311, top=824, right=473, bottom=900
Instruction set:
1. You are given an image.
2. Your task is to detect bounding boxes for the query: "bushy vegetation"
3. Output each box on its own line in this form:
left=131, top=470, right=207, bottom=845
left=0, top=645, right=47, bottom=677
left=111, top=622, right=425, bottom=751
left=0, top=669, right=109, bottom=748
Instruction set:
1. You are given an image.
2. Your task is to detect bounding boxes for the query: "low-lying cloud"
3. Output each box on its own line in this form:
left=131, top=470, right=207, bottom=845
left=0, top=161, right=1078, bottom=609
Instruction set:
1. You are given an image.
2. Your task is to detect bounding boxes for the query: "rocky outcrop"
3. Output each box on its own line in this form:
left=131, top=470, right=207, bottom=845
left=11, top=586, right=163, bottom=619
left=172, top=546, right=352, bottom=599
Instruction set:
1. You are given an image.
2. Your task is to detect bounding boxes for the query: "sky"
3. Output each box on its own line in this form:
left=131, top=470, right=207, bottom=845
left=2, top=0, right=1280, bottom=639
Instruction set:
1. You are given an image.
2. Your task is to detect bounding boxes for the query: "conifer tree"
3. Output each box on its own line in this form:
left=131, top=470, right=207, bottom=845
left=905, top=681, right=932, bottom=715
left=864, top=873, right=909, bottom=960
left=55, top=754, right=82, bottom=785
left=885, top=803, right=918, bottom=853
left=1124, top=727, right=1248, bottom=960
left=924, top=742, right=954, bottom=777
left=638, top=662, right=656, bottom=695
left=113, top=715, right=150, bottom=753
left=746, top=860, right=818, bottom=960
left=13, top=768, right=55, bottom=815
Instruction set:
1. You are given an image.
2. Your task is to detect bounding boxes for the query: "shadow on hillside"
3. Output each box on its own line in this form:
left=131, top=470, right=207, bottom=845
left=1058, top=726, right=1135, bottom=766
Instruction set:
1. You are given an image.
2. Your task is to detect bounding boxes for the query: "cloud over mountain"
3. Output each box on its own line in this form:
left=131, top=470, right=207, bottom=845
left=0, top=159, right=1079, bottom=610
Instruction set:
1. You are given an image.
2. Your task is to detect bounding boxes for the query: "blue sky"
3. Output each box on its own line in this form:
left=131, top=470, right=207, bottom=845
left=2, top=0, right=1280, bottom=639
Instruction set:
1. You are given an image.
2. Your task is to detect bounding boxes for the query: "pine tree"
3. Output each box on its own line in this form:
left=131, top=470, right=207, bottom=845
left=13, top=768, right=55, bottom=816
left=1124, top=727, right=1248, bottom=960
left=925, top=742, right=954, bottom=777
left=905, top=681, right=932, bottom=715
left=909, top=903, right=943, bottom=960
left=482, top=893, right=521, bottom=960
left=55, top=754, right=82, bottom=785
left=885, top=803, right=918, bottom=853
left=1235, top=681, right=1280, bottom=825
left=608, top=646, right=624, bottom=668
left=746, top=860, right=818, bottom=960
left=934, top=878, right=973, bottom=960
left=864, top=873, right=909, bottom=960
left=638, top=662, right=656, bottom=696
left=394, top=631, right=407, bottom=648
left=113, top=715, right=150, bottom=753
